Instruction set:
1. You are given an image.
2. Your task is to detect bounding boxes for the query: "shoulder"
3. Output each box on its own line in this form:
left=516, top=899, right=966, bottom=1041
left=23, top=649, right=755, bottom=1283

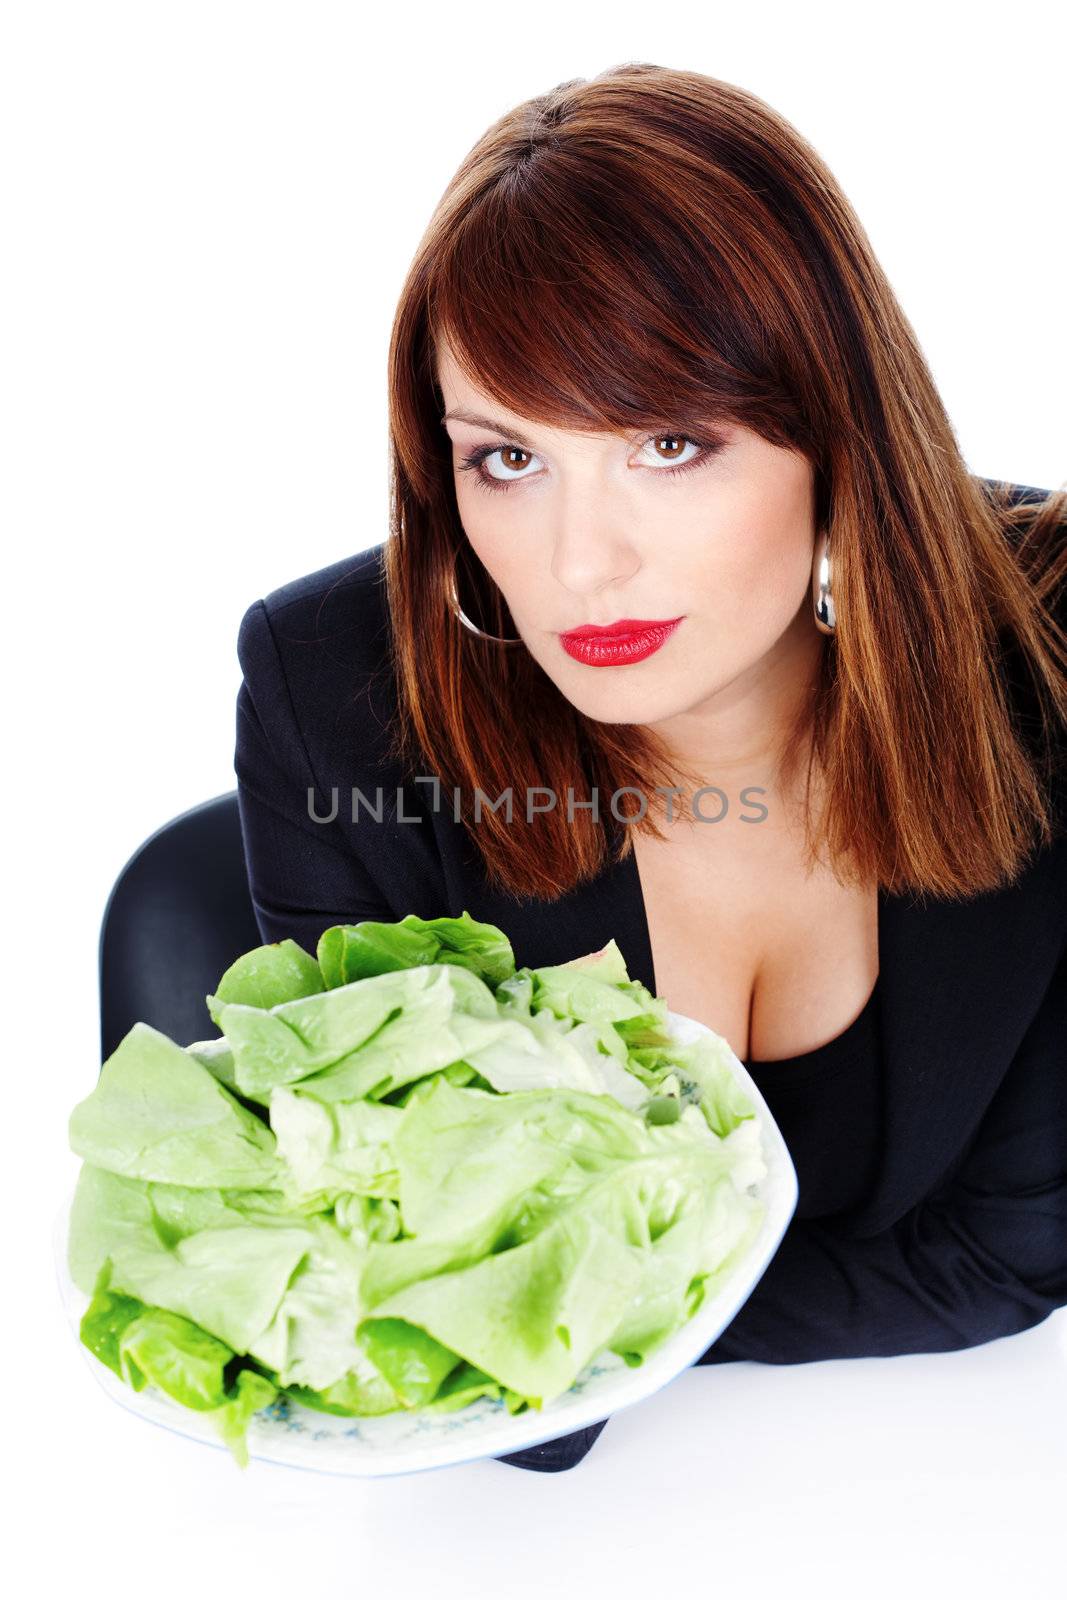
left=238, top=541, right=388, bottom=670
left=236, top=540, right=401, bottom=779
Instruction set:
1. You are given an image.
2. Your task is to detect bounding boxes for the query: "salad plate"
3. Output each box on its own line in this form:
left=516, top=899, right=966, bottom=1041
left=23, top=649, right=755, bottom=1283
left=57, top=1006, right=797, bottom=1477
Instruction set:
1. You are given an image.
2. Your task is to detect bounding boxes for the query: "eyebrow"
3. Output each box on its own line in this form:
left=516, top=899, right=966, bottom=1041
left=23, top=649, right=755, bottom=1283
left=441, top=409, right=539, bottom=449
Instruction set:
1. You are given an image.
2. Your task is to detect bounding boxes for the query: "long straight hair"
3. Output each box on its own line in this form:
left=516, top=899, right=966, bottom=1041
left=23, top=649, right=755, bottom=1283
left=383, top=62, right=1067, bottom=904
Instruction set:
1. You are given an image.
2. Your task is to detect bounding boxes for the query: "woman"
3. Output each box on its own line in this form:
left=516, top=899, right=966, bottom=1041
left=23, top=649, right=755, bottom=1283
left=234, top=64, right=1067, bottom=1472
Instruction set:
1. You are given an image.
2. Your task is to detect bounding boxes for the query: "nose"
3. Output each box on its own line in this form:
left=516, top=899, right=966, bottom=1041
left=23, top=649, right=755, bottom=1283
left=549, top=495, right=642, bottom=599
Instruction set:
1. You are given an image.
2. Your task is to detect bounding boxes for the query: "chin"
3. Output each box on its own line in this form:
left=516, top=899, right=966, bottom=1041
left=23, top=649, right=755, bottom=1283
left=556, top=679, right=692, bottom=727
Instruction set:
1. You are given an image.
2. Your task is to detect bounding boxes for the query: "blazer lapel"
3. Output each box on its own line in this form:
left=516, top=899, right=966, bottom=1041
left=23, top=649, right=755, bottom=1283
left=847, top=839, right=1067, bottom=1235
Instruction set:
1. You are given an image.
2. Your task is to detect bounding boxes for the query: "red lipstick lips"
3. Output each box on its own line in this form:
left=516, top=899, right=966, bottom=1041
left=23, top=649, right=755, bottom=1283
left=558, top=616, right=685, bottom=666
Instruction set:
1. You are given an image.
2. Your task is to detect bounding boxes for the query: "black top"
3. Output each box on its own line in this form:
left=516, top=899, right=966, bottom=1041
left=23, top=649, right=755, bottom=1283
left=744, top=976, right=882, bottom=1221
left=232, top=479, right=1067, bottom=1470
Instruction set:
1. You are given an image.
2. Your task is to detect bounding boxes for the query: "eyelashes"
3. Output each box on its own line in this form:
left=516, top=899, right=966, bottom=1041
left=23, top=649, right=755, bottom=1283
left=457, top=432, right=726, bottom=496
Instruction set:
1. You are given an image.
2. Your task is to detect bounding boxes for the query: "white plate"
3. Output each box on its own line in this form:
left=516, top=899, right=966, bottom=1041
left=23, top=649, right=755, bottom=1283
left=55, top=1008, right=798, bottom=1476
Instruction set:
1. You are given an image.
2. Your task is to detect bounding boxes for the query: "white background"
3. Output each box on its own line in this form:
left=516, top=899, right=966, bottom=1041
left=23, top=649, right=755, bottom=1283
left=4, top=1, right=1065, bottom=1595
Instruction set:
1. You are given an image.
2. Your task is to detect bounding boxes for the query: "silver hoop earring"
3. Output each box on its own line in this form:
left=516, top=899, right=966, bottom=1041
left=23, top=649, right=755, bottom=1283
left=445, top=555, right=523, bottom=646
left=812, top=527, right=836, bottom=635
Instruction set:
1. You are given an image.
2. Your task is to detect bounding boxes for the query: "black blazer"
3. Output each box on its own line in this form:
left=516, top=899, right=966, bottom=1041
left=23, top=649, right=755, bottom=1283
left=233, top=479, right=1067, bottom=1420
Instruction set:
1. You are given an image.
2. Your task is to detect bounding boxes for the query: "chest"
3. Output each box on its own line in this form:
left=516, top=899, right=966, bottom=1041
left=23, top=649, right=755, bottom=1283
left=631, top=822, right=880, bottom=1063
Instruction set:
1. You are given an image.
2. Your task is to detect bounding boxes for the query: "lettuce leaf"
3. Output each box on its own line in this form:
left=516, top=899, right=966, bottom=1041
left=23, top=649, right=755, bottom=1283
left=205, top=938, right=325, bottom=1028
left=80, top=1267, right=278, bottom=1466
left=317, top=910, right=516, bottom=990
left=69, top=1023, right=281, bottom=1188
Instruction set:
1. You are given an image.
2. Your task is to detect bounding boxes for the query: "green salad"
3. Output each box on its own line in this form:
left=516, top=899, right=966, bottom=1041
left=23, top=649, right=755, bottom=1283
left=67, top=912, right=767, bottom=1465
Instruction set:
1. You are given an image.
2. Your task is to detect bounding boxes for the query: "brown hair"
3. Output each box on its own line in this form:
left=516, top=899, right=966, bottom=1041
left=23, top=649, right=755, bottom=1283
left=382, top=62, right=1067, bottom=905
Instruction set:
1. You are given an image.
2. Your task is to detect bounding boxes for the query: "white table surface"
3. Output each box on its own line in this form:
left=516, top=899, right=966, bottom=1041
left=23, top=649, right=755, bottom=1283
left=33, top=1295, right=1067, bottom=1598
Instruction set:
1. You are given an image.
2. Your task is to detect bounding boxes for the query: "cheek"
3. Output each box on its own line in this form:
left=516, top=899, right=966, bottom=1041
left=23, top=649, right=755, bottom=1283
left=674, top=513, right=812, bottom=663
left=457, top=497, right=539, bottom=602
left=676, top=447, right=815, bottom=606
left=464, top=528, right=522, bottom=593
left=455, top=491, right=498, bottom=571
left=676, top=521, right=774, bottom=602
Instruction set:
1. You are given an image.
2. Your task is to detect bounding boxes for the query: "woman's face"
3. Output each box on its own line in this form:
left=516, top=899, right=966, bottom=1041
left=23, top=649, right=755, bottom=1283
left=436, top=340, right=821, bottom=745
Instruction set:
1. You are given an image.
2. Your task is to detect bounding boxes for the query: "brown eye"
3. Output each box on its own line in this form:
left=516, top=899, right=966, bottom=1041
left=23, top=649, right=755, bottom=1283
left=481, top=444, right=537, bottom=482
left=458, top=442, right=544, bottom=494
left=641, top=433, right=708, bottom=471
